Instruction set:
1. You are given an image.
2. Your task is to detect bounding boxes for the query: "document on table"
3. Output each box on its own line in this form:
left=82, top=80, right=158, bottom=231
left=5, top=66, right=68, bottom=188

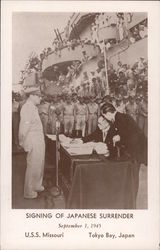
left=46, top=134, right=56, bottom=141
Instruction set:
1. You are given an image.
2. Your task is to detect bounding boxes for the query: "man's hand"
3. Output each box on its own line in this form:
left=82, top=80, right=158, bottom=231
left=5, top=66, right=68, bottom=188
left=113, top=135, right=120, bottom=147
left=19, top=135, right=24, bottom=147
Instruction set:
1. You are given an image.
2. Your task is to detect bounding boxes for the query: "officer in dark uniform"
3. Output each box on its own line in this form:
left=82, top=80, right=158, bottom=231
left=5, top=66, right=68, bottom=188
left=101, top=102, right=147, bottom=201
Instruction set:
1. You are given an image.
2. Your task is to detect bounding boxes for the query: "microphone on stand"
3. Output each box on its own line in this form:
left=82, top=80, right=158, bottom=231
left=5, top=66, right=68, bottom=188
left=50, top=120, right=61, bottom=197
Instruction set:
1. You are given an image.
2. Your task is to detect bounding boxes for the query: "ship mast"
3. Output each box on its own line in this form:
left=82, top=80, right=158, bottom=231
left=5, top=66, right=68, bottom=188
left=103, top=40, right=109, bottom=95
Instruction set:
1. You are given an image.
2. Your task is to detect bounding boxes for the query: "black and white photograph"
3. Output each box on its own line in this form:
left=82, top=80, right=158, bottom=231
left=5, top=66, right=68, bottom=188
left=12, top=11, right=148, bottom=209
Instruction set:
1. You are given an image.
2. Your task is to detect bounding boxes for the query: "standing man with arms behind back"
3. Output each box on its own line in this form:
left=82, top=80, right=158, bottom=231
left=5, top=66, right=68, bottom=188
left=19, top=87, right=45, bottom=199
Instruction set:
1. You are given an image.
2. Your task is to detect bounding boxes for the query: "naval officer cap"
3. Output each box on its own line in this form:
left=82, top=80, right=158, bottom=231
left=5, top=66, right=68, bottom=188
left=24, top=86, right=42, bottom=96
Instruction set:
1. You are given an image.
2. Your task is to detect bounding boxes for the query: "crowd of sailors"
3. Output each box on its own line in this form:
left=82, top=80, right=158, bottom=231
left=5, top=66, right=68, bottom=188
left=13, top=22, right=148, bottom=149
left=20, top=13, right=147, bottom=84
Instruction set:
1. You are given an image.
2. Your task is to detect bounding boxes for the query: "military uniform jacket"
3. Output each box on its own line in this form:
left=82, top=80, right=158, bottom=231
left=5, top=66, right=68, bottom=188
left=112, top=112, right=147, bottom=164
left=19, top=99, right=44, bottom=151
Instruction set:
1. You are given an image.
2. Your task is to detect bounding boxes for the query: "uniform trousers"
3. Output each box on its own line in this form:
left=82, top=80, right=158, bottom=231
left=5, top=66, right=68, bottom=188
left=87, top=114, right=98, bottom=135
left=64, top=115, right=74, bottom=136
left=75, top=115, right=86, bottom=137
left=24, top=133, right=45, bottom=198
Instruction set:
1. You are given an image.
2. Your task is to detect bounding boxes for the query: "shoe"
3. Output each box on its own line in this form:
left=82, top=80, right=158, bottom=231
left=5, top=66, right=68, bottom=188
left=35, top=186, right=45, bottom=192
left=24, top=191, right=38, bottom=199
left=17, top=145, right=22, bottom=150
left=50, top=186, right=61, bottom=197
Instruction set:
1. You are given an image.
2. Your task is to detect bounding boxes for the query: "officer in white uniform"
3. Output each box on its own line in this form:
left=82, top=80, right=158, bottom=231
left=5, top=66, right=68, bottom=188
left=63, top=96, right=75, bottom=136
left=75, top=97, right=88, bottom=137
left=87, top=96, right=99, bottom=135
left=19, top=87, right=45, bottom=199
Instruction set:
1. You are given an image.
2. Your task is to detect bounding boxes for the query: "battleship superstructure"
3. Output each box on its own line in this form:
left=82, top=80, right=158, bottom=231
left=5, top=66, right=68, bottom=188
left=22, top=12, right=147, bottom=95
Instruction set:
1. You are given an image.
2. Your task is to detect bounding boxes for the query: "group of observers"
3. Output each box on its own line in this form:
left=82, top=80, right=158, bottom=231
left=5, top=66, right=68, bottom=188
left=66, top=56, right=148, bottom=100
left=41, top=54, right=147, bottom=102
left=91, top=13, right=147, bottom=46
left=20, top=39, right=93, bottom=84
left=40, top=13, right=128, bottom=61
left=12, top=84, right=147, bottom=151
left=40, top=20, right=147, bottom=93
left=59, top=61, right=82, bottom=82
left=40, top=37, right=94, bottom=61
left=35, top=14, right=148, bottom=65
left=14, top=53, right=148, bottom=149
left=20, top=12, right=147, bottom=89
left=39, top=57, right=148, bottom=140
left=129, top=19, right=147, bottom=44
left=90, top=13, right=147, bottom=48
left=90, top=12, right=125, bottom=44
left=41, top=61, right=82, bottom=92
left=41, top=66, right=108, bottom=99
left=37, top=91, right=147, bottom=138
left=107, top=57, right=148, bottom=97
